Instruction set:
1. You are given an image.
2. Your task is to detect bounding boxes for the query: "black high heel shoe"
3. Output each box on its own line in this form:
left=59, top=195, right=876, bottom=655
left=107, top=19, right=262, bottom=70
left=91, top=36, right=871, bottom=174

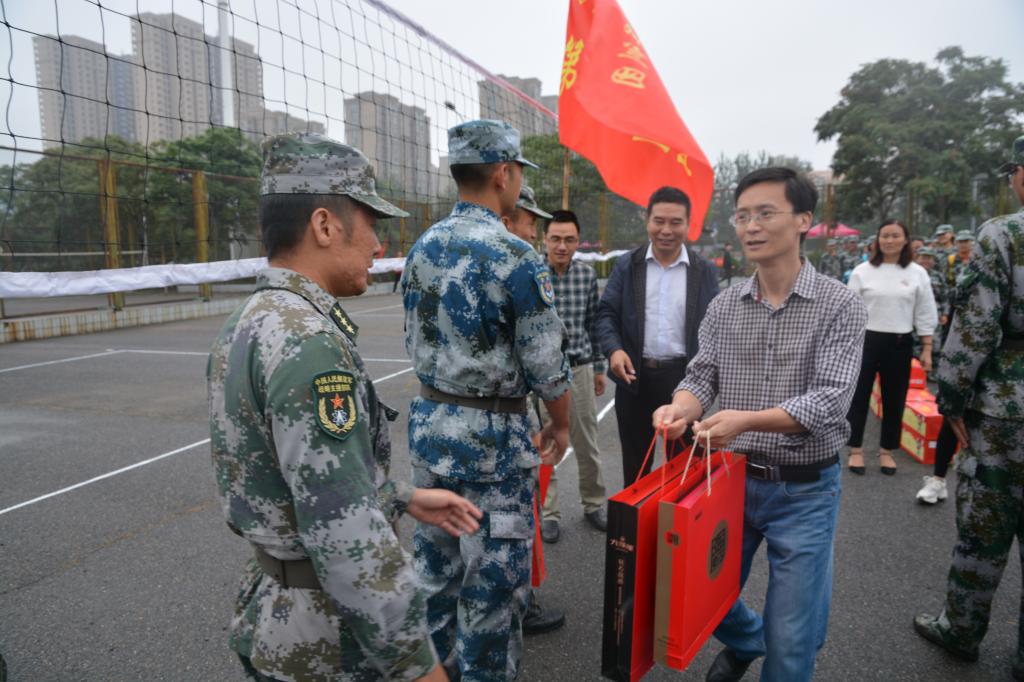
left=848, top=449, right=866, bottom=475
left=879, top=450, right=897, bottom=476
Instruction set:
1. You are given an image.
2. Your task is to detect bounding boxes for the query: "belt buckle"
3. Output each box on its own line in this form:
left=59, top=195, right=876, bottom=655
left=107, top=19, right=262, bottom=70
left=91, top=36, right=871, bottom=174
left=749, top=461, right=778, bottom=482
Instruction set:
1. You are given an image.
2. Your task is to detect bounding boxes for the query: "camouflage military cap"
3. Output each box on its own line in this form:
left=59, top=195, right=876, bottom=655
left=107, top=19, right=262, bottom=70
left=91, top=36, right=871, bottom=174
left=996, top=135, right=1024, bottom=175
left=516, top=183, right=552, bottom=219
left=955, top=230, right=975, bottom=242
left=934, top=224, right=954, bottom=236
left=826, top=239, right=837, bottom=246
left=260, top=132, right=408, bottom=218
left=843, top=236, right=858, bottom=243
left=448, top=119, right=538, bottom=169
left=917, top=246, right=936, bottom=257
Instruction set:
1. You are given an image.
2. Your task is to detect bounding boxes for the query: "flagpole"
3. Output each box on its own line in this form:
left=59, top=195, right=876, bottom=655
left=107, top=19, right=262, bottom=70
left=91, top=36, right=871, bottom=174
left=561, top=147, right=571, bottom=209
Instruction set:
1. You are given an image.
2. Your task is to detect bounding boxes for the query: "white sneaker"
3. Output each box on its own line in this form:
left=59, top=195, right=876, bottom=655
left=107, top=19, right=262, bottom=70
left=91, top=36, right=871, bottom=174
left=916, top=476, right=948, bottom=504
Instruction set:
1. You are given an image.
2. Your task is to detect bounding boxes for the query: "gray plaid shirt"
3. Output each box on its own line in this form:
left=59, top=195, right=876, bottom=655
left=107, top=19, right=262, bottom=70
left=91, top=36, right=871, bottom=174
left=550, top=258, right=607, bottom=375
left=677, top=260, right=867, bottom=466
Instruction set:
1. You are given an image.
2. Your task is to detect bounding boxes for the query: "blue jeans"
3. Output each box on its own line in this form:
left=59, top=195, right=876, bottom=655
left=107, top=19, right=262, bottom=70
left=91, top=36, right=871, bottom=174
left=713, top=462, right=841, bottom=682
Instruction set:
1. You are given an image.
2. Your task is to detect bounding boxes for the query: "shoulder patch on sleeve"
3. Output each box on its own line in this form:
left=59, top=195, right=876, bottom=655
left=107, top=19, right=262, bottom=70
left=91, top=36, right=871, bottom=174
left=535, top=270, right=555, bottom=307
left=312, top=370, right=359, bottom=440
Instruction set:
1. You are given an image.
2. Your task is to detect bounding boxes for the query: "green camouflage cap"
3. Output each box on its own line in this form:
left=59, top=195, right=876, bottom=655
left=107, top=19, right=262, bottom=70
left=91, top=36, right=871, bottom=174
left=917, top=247, right=937, bottom=257
left=843, top=235, right=858, bottom=243
left=259, top=132, right=408, bottom=218
left=934, top=224, right=954, bottom=236
left=448, top=119, right=538, bottom=169
left=826, top=239, right=837, bottom=246
left=996, top=135, right=1024, bottom=175
left=516, top=183, right=552, bottom=219
left=955, top=230, right=975, bottom=241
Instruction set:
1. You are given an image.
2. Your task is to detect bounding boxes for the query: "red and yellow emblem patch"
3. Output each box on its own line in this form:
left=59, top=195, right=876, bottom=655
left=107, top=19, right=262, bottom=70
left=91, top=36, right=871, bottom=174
left=312, top=370, right=359, bottom=440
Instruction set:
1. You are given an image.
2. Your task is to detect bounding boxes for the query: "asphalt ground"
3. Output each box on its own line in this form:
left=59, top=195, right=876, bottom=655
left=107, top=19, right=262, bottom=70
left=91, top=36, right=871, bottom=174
left=1, top=290, right=1020, bottom=681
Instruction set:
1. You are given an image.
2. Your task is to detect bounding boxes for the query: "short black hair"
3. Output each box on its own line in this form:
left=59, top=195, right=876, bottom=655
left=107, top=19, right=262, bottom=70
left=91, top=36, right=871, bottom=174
left=450, top=162, right=500, bottom=191
left=646, top=186, right=691, bottom=217
left=734, top=167, right=818, bottom=215
left=259, top=193, right=356, bottom=259
left=546, top=209, right=580, bottom=234
left=869, top=218, right=913, bottom=267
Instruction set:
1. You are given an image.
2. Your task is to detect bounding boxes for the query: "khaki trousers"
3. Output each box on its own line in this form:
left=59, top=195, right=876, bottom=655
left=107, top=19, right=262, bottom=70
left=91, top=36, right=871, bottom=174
left=541, top=362, right=607, bottom=519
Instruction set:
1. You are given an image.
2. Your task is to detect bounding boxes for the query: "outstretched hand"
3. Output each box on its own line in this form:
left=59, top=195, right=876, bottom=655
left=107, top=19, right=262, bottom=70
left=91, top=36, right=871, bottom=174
left=407, top=488, right=483, bottom=538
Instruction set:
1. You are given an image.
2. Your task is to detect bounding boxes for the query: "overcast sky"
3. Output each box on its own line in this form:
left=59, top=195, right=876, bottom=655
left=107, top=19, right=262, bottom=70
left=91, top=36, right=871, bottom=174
left=2, top=0, right=1021, bottom=171
left=384, top=0, right=1023, bottom=169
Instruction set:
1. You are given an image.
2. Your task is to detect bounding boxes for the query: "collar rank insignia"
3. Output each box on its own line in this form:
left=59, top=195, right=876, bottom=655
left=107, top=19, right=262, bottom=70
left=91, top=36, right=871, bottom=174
left=313, top=370, right=359, bottom=440
left=329, top=304, right=358, bottom=339
left=534, top=270, right=555, bottom=307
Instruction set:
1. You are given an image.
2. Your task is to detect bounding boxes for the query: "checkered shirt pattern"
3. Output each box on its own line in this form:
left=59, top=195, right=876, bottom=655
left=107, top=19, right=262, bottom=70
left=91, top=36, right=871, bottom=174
left=550, top=258, right=607, bottom=375
left=677, top=260, right=867, bottom=466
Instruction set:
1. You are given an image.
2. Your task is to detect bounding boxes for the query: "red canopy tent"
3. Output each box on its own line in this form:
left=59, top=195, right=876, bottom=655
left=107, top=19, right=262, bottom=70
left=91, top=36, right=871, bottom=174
left=807, top=223, right=859, bottom=238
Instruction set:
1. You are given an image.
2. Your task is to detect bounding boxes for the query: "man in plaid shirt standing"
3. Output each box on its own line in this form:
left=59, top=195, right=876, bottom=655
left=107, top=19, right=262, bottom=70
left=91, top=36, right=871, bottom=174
left=538, top=209, right=609, bottom=543
left=654, top=168, right=867, bottom=682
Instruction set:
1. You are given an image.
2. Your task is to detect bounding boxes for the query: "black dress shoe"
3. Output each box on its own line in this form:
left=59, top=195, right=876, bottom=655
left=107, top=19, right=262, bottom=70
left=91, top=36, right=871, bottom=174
left=913, top=613, right=979, bottom=662
left=880, top=451, right=897, bottom=475
left=522, top=595, right=566, bottom=636
left=705, top=648, right=754, bottom=682
left=541, top=518, right=560, bottom=543
left=847, top=451, right=865, bottom=475
left=585, top=508, right=607, bottom=531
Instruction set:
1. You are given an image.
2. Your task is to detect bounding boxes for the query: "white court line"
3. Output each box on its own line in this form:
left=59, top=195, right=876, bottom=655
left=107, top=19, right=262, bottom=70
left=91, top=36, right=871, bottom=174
left=0, top=350, right=123, bottom=374
left=115, top=349, right=410, bottom=363
left=349, top=302, right=403, bottom=314
left=555, top=398, right=616, bottom=470
left=0, top=439, right=210, bottom=517
left=0, top=364, right=417, bottom=516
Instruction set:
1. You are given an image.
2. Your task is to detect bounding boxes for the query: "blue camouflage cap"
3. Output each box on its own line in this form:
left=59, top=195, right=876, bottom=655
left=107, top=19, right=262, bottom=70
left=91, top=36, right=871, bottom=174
left=997, top=135, right=1024, bottom=175
left=516, top=183, right=552, bottom=219
left=448, top=119, right=538, bottom=169
left=259, top=132, right=408, bottom=218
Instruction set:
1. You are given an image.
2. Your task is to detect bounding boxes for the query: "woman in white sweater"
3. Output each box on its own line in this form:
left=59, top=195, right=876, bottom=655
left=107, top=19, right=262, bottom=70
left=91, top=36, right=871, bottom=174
left=846, top=219, right=938, bottom=475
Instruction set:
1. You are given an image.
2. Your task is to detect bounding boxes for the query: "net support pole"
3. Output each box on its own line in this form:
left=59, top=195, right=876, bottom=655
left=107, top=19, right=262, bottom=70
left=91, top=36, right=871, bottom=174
left=99, top=159, right=125, bottom=311
left=193, top=170, right=212, bottom=301
left=561, top=147, right=570, bottom=210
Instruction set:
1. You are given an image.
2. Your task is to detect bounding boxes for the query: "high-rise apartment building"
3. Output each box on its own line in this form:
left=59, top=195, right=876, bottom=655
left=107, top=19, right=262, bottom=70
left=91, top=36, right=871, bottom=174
left=344, top=92, right=432, bottom=198
left=478, top=75, right=556, bottom=138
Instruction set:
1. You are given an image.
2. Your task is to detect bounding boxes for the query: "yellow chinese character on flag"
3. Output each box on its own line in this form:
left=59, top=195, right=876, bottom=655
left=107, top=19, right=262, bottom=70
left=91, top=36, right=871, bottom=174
left=561, top=36, right=585, bottom=94
left=611, top=67, right=646, bottom=89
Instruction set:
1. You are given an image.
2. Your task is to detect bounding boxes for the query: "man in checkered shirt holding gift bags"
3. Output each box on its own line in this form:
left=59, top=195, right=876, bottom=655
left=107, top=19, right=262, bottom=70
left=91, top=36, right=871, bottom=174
left=654, top=167, right=867, bottom=682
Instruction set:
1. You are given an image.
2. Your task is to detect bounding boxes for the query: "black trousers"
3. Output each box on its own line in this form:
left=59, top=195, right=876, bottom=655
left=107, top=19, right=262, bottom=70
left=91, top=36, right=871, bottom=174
left=847, top=330, right=914, bottom=450
left=933, top=420, right=959, bottom=477
left=614, top=362, right=688, bottom=488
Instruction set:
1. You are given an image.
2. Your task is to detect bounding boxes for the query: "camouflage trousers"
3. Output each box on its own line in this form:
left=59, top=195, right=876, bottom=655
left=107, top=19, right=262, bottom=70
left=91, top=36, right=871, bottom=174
left=936, top=411, right=1024, bottom=654
left=413, top=465, right=535, bottom=682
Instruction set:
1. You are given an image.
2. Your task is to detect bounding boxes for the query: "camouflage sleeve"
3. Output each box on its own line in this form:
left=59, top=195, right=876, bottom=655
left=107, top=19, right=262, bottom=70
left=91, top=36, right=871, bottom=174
left=266, top=333, right=436, bottom=680
left=507, top=251, right=572, bottom=401
left=675, top=293, right=722, bottom=413
left=586, top=272, right=607, bottom=375
left=936, top=225, right=1011, bottom=417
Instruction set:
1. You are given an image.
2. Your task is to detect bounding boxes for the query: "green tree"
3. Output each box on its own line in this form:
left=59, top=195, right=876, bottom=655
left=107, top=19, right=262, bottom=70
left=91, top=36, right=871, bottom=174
left=816, top=47, right=1024, bottom=228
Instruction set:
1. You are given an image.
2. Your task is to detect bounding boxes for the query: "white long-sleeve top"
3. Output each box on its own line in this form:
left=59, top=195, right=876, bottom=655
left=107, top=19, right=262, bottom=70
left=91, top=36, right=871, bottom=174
left=848, top=261, right=938, bottom=336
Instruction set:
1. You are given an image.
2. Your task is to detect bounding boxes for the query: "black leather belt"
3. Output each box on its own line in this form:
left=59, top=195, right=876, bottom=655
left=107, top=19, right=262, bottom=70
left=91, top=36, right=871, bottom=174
left=745, top=454, right=838, bottom=482
left=640, top=356, right=687, bottom=370
left=570, top=357, right=592, bottom=368
left=254, top=545, right=322, bottom=590
left=419, top=384, right=528, bottom=414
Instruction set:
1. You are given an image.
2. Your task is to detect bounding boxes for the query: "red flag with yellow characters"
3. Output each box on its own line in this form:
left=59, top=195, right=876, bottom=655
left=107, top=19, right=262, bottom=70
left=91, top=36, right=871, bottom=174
left=559, top=0, right=713, bottom=240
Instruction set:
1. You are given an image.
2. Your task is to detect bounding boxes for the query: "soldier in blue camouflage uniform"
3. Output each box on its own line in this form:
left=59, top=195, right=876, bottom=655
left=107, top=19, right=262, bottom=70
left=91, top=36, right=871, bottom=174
left=402, top=120, right=573, bottom=681
left=208, top=132, right=483, bottom=682
left=817, top=239, right=845, bottom=280
left=915, top=136, right=1024, bottom=679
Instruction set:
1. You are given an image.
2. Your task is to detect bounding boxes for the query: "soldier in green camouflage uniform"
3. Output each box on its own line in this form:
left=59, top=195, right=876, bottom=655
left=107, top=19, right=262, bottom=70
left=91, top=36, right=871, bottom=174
left=932, top=224, right=956, bottom=282
left=208, top=132, right=482, bottom=682
left=914, top=136, right=1024, bottom=679
left=916, top=247, right=950, bottom=326
left=840, top=236, right=861, bottom=282
left=950, top=230, right=975, bottom=288
left=817, top=239, right=845, bottom=280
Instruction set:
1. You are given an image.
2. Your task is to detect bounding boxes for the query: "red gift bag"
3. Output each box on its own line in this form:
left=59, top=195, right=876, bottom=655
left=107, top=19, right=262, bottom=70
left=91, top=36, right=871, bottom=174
left=653, top=445, right=746, bottom=672
left=531, top=463, right=554, bottom=587
left=601, top=432, right=718, bottom=682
